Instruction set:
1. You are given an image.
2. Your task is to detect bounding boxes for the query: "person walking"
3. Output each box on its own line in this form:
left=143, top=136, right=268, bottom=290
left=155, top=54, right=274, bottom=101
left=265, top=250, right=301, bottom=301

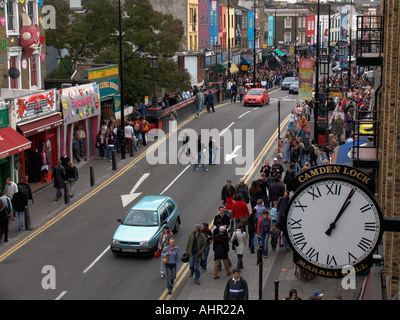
left=11, top=189, right=27, bottom=231
left=200, top=222, right=213, bottom=272
left=185, top=224, right=207, bottom=285
left=161, top=238, right=182, bottom=295
left=231, top=223, right=247, bottom=269
left=194, top=92, right=202, bottom=118
left=231, top=82, right=237, bottom=103
left=247, top=208, right=258, bottom=254
left=52, top=160, right=66, bottom=201
left=158, top=225, right=174, bottom=279
left=231, top=194, right=249, bottom=229
left=205, top=90, right=215, bottom=113
left=213, top=225, right=231, bottom=279
left=223, top=268, right=248, bottom=300
left=96, top=130, right=106, bottom=159
left=208, top=136, right=218, bottom=165
left=60, top=150, right=70, bottom=168
left=65, top=161, right=78, bottom=198
left=193, top=135, right=208, bottom=172
left=257, top=211, right=272, bottom=258
left=4, top=178, right=18, bottom=219
left=238, top=84, right=245, bottom=103
left=106, top=127, right=116, bottom=161
left=0, top=200, right=10, bottom=243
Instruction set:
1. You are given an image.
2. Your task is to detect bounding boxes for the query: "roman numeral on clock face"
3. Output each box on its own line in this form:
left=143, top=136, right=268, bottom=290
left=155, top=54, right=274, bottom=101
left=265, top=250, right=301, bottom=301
left=326, top=254, right=337, bottom=266
left=326, top=183, right=342, bottom=195
left=294, top=201, right=307, bottom=212
left=292, top=232, right=307, bottom=250
left=360, top=204, right=373, bottom=213
left=290, top=218, right=302, bottom=229
left=308, top=187, right=321, bottom=200
left=357, top=237, right=372, bottom=251
left=364, top=222, right=376, bottom=232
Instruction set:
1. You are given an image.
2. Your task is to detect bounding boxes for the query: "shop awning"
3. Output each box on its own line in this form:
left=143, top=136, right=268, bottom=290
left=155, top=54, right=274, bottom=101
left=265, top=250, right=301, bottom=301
left=0, top=127, right=31, bottom=160
left=230, top=63, right=239, bottom=75
left=275, top=49, right=286, bottom=57
left=217, top=63, right=228, bottom=73
left=241, top=55, right=254, bottom=65
left=18, top=114, right=63, bottom=137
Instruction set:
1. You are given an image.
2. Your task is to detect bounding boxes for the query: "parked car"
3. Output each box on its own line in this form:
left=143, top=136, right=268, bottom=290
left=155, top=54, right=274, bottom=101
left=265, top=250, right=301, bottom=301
left=289, top=80, right=299, bottom=94
left=110, top=196, right=181, bottom=255
left=243, top=88, right=269, bottom=107
left=281, top=77, right=297, bottom=90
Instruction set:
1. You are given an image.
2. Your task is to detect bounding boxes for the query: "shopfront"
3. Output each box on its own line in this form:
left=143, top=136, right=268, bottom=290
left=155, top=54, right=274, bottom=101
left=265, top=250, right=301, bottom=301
left=7, top=89, right=62, bottom=183
left=59, top=83, right=101, bottom=163
left=84, top=65, right=120, bottom=124
left=0, top=106, right=32, bottom=186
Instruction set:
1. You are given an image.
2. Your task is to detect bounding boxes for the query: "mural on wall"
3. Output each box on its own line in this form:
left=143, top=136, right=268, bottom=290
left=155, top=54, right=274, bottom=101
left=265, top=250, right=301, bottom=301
left=60, top=83, right=101, bottom=124
left=14, top=89, right=56, bottom=123
left=20, top=12, right=41, bottom=57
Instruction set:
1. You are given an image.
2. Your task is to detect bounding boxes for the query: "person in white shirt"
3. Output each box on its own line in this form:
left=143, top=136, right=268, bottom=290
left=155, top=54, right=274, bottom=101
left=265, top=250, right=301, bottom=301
left=124, top=122, right=134, bottom=154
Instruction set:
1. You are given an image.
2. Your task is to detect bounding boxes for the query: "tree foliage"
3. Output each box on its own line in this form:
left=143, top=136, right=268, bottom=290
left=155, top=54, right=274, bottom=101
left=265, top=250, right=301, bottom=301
left=46, top=0, right=191, bottom=105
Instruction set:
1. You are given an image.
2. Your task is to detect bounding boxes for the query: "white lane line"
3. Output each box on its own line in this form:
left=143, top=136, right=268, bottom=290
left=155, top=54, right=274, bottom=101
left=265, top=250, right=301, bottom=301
left=128, top=173, right=150, bottom=194
left=254, top=107, right=260, bottom=110
left=219, top=122, right=235, bottom=136
left=238, top=111, right=251, bottom=119
left=55, top=291, right=67, bottom=300
left=82, top=246, right=110, bottom=274
left=160, top=165, right=191, bottom=196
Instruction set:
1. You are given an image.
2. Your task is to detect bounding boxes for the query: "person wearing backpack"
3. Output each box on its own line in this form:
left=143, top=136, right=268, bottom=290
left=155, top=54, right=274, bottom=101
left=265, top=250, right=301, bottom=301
left=140, top=117, right=149, bottom=146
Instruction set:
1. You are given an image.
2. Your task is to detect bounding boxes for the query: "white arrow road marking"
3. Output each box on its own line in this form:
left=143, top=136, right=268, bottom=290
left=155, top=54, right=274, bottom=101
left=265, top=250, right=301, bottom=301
left=225, top=145, right=242, bottom=162
left=121, top=173, right=150, bottom=207
left=238, top=111, right=251, bottom=119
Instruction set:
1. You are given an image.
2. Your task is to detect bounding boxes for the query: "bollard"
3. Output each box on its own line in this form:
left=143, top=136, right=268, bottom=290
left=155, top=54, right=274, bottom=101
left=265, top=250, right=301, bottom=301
left=274, top=280, right=279, bottom=301
left=257, top=245, right=263, bottom=300
left=112, top=150, right=117, bottom=170
left=90, top=165, right=95, bottom=187
left=64, top=181, right=70, bottom=204
left=24, top=205, right=32, bottom=230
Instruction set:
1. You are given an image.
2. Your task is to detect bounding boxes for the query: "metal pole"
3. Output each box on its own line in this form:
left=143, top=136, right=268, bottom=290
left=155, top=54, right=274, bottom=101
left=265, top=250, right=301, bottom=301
left=227, top=0, right=231, bottom=79
left=24, top=206, right=32, bottom=231
left=348, top=0, right=353, bottom=89
left=257, top=244, right=263, bottom=300
left=118, top=0, right=125, bottom=160
left=274, top=280, right=279, bottom=300
left=90, top=165, right=95, bottom=187
left=314, top=0, right=321, bottom=143
left=64, top=181, right=70, bottom=204
left=112, top=150, right=117, bottom=170
left=253, top=0, right=256, bottom=88
left=278, top=100, right=281, bottom=141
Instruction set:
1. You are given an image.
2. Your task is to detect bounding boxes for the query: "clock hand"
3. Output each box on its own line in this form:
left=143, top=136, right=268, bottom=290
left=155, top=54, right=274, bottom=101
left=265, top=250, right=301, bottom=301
left=325, top=188, right=355, bottom=236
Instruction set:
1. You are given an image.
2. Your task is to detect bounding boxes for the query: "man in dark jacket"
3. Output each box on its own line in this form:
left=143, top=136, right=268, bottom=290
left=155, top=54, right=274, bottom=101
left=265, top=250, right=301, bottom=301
left=186, top=224, right=207, bottom=285
left=268, top=175, right=285, bottom=204
left=213, top=226, right=231, bottom=279
left=0, top=200, right=10, bottom=243
left=206, top=90, right=215, bottom=113
left=224, top=268, right=249, bottom=300
left=11, top=190, right=27, bottom=231
left=283, top=162, right=297, bottom=192
left=52, top=160, right=66, bottom=201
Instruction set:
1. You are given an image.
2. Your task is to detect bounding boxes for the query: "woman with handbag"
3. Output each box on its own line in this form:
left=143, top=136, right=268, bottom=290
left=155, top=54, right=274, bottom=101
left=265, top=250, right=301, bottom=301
left=231, top=223, right=247, bottom=269
left=161, top=238, right=182, bottom=295
left=157, top=226, right=173, bottom=279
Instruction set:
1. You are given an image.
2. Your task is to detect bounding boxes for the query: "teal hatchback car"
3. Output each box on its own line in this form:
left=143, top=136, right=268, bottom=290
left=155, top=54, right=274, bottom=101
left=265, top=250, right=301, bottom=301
left=110, top=196, right=181, bottom=255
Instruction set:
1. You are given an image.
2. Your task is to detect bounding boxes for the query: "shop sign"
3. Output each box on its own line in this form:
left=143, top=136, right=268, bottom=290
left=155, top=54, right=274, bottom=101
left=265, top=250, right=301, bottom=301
left=60, top=83, right=101, bottom=124
left=86, top=65, right=120, bottom=101
left=0, top=107, right=9, bottom=129
left=13, top=89, right=57, bottom=124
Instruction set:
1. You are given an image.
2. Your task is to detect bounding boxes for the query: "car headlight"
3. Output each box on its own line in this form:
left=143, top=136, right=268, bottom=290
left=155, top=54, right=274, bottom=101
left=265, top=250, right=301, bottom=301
left=112, top=239, right=120, bottom=245
left=139, top=241, right=149, bottom=246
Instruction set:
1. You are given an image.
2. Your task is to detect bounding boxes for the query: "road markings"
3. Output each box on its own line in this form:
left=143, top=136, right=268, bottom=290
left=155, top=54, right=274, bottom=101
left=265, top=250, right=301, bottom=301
left=55, top=291, right=67, bottom=300
left=225, top=145, right=242, bottom=162
left=120, top=173, right=150, bottom=207
left=160, top=165, right=191, bottom=196
left=83, top=246, right=110, bottom=274
left=219, top=122, right=235, bottom=136
left=238, top=111, right=250, bottom=119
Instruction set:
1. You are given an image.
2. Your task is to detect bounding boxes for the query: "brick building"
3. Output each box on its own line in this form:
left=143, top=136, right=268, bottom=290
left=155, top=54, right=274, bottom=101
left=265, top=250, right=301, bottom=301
left=378, top=0, right=400, bottom=299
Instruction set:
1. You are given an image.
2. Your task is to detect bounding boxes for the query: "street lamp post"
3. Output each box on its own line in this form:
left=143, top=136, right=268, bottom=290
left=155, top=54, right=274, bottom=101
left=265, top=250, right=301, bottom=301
left=118, top=0, right=125, bottom=159
left=314, top=0, right=321, bottom=143
left=149, top=55, right=159, bottom=109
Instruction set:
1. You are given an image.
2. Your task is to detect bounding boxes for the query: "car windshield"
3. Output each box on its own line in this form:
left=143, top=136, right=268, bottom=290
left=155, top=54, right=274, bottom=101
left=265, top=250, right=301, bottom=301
left=248, top=90, right=263, bottom=95
left=284, top=77, right=295, bottom=82
left=122, top=209, right=158, bottom=226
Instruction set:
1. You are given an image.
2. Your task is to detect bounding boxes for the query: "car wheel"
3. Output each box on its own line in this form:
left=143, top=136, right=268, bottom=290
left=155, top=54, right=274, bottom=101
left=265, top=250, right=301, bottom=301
left=173, top=216, right=181, bottom=233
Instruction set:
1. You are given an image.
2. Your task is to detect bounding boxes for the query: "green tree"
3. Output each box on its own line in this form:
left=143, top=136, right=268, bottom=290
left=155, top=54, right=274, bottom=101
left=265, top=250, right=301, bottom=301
left=46, top=0, right=191, bottom=105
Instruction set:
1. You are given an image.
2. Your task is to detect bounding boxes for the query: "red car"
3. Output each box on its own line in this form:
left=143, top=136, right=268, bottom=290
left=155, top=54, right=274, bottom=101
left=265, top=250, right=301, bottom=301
left=243, top=88, right=269, bottom=107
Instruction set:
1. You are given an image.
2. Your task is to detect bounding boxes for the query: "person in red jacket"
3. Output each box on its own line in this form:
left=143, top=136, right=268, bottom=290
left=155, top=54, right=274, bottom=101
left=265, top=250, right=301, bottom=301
left=231, top=194, right=249, bottom=230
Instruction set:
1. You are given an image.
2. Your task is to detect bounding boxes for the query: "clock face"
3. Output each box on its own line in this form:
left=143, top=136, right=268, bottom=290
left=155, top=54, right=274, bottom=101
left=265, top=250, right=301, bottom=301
left=286, top=176, right=382, bottom=273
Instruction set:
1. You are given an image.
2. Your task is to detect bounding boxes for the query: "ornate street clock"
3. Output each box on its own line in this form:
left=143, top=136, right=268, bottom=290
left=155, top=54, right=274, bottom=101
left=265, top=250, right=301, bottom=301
left=282, top=165, right=383, bottom=278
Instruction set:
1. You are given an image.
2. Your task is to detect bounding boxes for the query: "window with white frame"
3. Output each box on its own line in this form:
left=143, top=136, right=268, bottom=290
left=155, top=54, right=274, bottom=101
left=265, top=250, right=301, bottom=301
left=284, top=32, right=291, bottom=43
left=7, top=49, right=22, bottom=89
left=5, top=0, right=19, bottom=36
left=29, top=54, right=41, bottom=89
left=26, top=0, right=39, bottom=26
left=285, top=18, right=291, bottom=28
